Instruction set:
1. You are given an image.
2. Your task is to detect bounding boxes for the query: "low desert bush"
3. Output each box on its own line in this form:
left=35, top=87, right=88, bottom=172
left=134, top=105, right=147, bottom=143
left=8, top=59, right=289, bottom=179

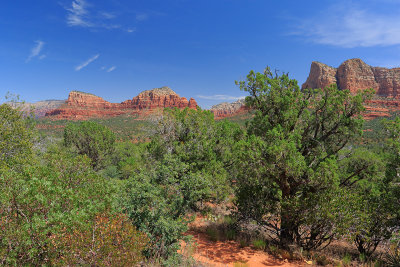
left=233, top=261, right=249, bottom=267
left=252, top=239, right=267, bottom=250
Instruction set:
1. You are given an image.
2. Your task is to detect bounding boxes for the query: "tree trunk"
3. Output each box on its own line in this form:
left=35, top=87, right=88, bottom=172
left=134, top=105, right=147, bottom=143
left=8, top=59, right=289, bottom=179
left=280, top=205, right=296, bottom=247
left=280, top=176, right=296, bottom=247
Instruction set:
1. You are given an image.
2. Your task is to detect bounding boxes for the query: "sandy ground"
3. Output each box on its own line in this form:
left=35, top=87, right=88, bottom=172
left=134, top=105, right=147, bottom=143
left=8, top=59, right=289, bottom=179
left=180, top=216, right=306, bottom=267
left=183, top=231, right=304, bottom=267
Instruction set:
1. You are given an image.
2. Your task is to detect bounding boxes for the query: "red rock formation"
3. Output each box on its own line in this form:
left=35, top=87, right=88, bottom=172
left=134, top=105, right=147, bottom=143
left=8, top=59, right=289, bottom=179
left=210, top=99, right=248, bottom=119
left=302, top=58, right=400, bottom=119
left=120, top=87, right=196, bottom=109
left=66, top=91, right=114, bottom=109
left=336, top=59, right=379, bottom=94
left=46, top=87, right=198, bottom=120
left=302, top=58, right=400, bottom=98
left=188, top=98, right=198, bottom=109
left=302, top=62, right=337, bottom=90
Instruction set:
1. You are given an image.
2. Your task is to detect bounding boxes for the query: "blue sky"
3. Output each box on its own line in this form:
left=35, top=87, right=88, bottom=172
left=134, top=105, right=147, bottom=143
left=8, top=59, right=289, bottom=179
left=2, top=0, right=400, bottom=108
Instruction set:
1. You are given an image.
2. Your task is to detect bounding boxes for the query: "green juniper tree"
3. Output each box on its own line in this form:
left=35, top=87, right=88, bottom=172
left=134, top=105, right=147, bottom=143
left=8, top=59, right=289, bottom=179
left=121, top=107, right=242, bottom=263
left=0, top=103, right=35, bottom=170
left=234, top=67, right=375, bottom=249
left=64, top=121, right=115, bottom=170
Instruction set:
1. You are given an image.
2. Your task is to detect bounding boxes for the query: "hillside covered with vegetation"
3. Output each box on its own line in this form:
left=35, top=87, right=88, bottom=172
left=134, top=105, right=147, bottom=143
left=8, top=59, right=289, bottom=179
left=2, top=68, right=400, bottom=266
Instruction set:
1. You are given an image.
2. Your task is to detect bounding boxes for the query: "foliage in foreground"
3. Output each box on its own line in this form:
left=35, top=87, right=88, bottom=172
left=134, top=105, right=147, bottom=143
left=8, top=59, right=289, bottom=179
left=120, top=107, right=243, bottom=263
left=4, top=67, right=400, bottom=266
left=0, top=103, right=148, bottom=266
left=55, top=212, right=149, bottom=266
left=64, top=121, right=115, bottom=169
left=0, top=103, right=35, bottom=169
left=234, top=67, right=388, bottom=251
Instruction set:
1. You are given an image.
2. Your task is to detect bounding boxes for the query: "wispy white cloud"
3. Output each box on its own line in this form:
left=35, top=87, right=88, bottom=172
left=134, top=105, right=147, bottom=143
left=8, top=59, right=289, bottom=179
left=293, top=3, right=400, bottom=48
left=100, top=11, right=115, bottom=19
left=75, top=54, right=99, bottom=71
left=106, top=66, right=116, bottom=72
left=136, top=13, right=148, bottom=21
left=26, top=40, right=45, bottom=62
left=66, top=0, right=92, bottom=27
left=126, top=27, right=136, bottom=33
left=196, top=95, right=246, bottom=101
left=64, top=0, right=136, bottom=32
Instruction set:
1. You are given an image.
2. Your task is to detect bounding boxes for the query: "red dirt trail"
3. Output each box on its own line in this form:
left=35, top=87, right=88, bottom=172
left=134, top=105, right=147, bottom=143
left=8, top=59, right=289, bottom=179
left=180, top=216, right=306, bottom=267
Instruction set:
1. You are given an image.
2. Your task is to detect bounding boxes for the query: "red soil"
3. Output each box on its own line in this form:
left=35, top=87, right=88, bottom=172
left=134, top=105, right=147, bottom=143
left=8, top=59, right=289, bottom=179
left=180, top=216, right=305, bottom=267
left=182, top=232, right=304, bottom=267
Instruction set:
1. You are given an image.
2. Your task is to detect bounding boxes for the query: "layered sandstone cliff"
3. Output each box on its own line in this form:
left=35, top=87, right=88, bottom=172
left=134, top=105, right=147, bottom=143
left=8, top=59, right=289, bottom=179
left=210, top=99, right=248, bottom=119
left=46, top=87, right=198, bottom=120
left=302, top=58, right=400, bottom=97
left=120, top=87, right=197, bottom=109
left=302, top=58, right=400, bottom=119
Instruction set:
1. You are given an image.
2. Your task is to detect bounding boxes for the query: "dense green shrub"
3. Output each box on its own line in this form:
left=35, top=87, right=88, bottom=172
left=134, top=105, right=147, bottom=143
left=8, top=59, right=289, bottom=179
left=0, top=103, right=35, bottom=170
left=120, top=169, right=191, bottom=263
left=0, top=149, right=116, bottom=265
left=234, top=67, right=375, bottom=249
left=54, top=212, right=149, bottom=266
left=64, top=121, right=115, bottom=169
left=148, top=107, right=243, bottom=203
left=119, top=108, right=242, bottom=264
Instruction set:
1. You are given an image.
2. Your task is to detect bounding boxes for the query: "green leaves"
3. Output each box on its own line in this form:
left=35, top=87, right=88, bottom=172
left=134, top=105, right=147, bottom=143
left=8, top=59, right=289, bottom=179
left=64, top=121, right=115, bottom=170
left=0, top=103, right=35, bottom=170
left=0, top=149, right=116, bottom=265
left=234, top=67, right=373, bottom=249
left=119, top=108, right=243, bottom=262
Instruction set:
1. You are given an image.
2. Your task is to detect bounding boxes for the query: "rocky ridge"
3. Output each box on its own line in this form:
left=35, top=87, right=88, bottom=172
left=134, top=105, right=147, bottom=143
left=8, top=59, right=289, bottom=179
left=302, top=58, right=400, bottom=119
left=8, top=100, right=66, bottom=118
left=302, top=58, right=400, bottom=97
left=210, top=99, right=248, bottom=119
left=46, top=87, right=198, bottom=120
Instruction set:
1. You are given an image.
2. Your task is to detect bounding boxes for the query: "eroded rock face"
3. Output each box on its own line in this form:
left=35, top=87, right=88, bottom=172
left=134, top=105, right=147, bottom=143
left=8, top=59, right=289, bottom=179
left=46, top=87, right=198, bottom=120
left=302, top=58, right=400, bottom=98
left=302, top=58, right=400, bottom=119
left=210, top=99, right=248, bottom=119
left=302, top=62, right=337, bottom=90
left=120, top=87, right=197, bottom=109
left=336, top=59, right=379, bottom=94
left=66, top=91, right=114, bottom=109
left=372, top=67, right=400, bottom=98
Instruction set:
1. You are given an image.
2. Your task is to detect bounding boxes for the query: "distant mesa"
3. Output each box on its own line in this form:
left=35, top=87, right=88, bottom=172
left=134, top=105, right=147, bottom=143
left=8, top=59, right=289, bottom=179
left=18, top=59, right=400, bottom=121
left=213, top=58, right=400, bottom=120
left=7, top=100, right=66, bottom=118
left=45, top=87, right=198, bottom=120
left=302, top=58, right=400, bottom=97
left=302, top=58, right=400, bottom=119
left=210, top=99, right=248, bottom=119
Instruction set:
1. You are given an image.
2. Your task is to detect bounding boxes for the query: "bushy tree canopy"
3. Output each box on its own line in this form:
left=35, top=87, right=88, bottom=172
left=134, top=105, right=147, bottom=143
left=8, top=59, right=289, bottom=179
left=0, top=103, right=35, bottom=170
left=64, top=121, right=115, bottom=169
left=234, top=67, right=375, bottom=249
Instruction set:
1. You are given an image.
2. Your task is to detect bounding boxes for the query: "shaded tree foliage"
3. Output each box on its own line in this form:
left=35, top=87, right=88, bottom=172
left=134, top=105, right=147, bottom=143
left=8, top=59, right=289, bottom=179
left=0, top=149, right=116, bottom=265
left=0, top=103, right=35, bottom=170
left=148, top=107, right=243, bottom=203
left=234, top=67, right=374, bottom=249
left=0, top=105, right=149, bottom=265
left=121, top=108, right=243, bottom=263
left=54, top=212, right=149, bottom=266
left=64, top=121, right=115, bottom=169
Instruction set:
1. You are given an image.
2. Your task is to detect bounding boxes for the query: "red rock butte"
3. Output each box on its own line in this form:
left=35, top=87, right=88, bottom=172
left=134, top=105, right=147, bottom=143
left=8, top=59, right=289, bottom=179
left=302, top=58, right=400, bottom=120
left=210, top=99, right=249, bottom=119
left=46, top=87, right=198, bottom=120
